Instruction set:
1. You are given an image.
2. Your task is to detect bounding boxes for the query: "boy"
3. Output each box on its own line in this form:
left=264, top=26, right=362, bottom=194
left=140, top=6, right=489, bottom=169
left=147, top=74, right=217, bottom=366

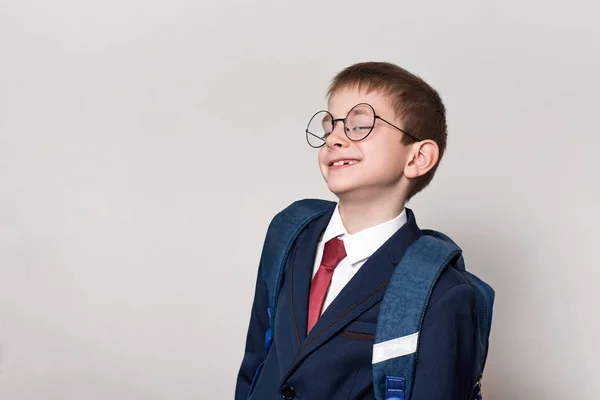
left=235, top=62, right=478, bottom=399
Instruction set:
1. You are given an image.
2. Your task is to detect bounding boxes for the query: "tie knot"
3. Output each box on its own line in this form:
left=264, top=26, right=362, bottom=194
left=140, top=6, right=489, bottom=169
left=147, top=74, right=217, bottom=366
left=321, top=237, right=347, bottom=270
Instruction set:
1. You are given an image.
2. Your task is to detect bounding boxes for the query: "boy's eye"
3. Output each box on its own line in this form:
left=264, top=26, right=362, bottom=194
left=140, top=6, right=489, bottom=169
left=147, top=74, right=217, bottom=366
left=346, top=124, right=373, bottom=134
left=351, top=125, right=373, bottom=131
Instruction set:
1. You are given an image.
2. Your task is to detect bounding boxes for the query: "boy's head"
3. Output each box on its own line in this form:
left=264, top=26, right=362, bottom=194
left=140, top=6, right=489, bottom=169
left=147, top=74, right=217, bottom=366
left=306, top=62, right=447, bottom=204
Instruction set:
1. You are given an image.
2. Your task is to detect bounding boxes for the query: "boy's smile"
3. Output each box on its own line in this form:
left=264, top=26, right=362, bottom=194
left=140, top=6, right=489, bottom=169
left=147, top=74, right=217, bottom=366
left=328, top=158, right=361, bottom=169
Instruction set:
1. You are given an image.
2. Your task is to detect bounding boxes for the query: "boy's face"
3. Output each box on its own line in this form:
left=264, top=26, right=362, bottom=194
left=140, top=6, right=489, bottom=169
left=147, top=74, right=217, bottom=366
left=318, top=87, right=412, bottom=200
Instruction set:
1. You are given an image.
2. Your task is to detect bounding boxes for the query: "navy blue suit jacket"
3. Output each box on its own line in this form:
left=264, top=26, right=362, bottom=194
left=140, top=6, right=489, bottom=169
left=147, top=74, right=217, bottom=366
left=235, top=208, right=477, bottom=400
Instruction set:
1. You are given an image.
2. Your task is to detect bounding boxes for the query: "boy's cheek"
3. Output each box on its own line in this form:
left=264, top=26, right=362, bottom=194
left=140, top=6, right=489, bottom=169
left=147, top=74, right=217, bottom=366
left=317, top=148, right=327, bottom=164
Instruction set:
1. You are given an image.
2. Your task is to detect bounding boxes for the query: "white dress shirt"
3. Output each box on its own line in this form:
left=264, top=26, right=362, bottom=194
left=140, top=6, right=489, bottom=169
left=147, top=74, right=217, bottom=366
left=312, top=204, right=408, bottom=314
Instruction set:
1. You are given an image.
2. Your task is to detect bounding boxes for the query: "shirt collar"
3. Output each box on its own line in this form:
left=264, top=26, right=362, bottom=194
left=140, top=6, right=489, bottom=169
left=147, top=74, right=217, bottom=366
left=321, top=203, right=408, bottom=265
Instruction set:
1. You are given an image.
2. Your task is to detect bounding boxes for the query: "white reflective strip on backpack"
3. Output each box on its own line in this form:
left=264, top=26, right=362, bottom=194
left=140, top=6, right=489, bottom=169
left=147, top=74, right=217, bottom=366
left=372, top=332, right=420, bottom=364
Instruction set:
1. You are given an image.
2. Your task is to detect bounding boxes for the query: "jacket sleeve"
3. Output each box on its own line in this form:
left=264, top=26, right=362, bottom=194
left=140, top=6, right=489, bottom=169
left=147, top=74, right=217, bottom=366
left=234, top=260, right=270, bottom=400
left=411, top=283, right=477, bottom=400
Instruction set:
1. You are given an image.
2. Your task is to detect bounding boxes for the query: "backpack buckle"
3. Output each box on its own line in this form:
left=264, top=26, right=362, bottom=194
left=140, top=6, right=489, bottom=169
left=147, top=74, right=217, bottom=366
left=385, top=376, right=405, bottom=400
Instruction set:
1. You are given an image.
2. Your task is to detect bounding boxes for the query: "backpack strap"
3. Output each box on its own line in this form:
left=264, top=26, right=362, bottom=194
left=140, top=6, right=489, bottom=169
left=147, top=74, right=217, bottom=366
left=247, top=199, right=336, bottom=398
left=373, top=233, right=462, bottom=400
left=259, top=198, right=336, bottom=351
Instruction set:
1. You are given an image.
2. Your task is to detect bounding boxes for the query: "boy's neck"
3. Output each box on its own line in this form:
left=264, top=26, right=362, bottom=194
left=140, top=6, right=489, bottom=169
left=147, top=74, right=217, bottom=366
left=337, top=196, right=406, bottom=235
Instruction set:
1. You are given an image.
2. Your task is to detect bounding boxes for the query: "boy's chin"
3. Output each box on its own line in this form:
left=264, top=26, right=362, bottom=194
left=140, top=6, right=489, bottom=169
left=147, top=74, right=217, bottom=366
left=327, top=181, right=363, bottom=199
left=326, top=179, right=351, bottom=193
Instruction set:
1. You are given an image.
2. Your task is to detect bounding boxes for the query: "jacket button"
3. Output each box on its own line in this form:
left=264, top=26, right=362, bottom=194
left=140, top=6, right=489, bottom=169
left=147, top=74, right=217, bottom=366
left=280, top=385, right=295, bottom=399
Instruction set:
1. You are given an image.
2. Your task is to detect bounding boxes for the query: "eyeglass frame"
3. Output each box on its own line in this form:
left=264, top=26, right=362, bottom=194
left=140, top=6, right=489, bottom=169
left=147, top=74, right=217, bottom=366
left=305, top=102, right=422, bottom=148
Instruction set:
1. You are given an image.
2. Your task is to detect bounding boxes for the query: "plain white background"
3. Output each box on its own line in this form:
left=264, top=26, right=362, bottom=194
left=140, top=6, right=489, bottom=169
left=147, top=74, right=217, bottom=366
left=1, top=1, right=599, bottom=399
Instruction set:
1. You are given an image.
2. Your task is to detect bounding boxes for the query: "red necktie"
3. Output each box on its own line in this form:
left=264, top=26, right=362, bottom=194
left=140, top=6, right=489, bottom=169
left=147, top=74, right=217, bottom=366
left=307, top=237, right=347, bottom=334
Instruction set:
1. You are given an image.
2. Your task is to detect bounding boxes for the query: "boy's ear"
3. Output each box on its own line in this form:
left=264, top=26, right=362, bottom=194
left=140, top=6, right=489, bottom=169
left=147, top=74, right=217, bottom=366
left=403, top=140, right=440, bottom=179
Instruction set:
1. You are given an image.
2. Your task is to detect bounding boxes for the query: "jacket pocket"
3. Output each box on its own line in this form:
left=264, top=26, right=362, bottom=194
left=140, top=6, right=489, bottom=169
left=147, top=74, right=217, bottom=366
left=343, top=331, right=375, bottom=341
left=343, top=320, right=376, bottom=341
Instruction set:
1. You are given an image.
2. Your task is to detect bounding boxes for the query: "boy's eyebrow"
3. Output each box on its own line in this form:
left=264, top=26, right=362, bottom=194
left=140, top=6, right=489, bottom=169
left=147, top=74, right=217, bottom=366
left=327, top=106, right=372, bottom=118
left=349, top=108, right=369, bottom=115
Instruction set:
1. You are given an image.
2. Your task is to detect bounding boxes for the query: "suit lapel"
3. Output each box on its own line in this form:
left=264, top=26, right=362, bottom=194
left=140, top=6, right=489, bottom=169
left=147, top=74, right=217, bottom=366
left=289, top=207, right=334, bottom=345
left=283, top=209, right=421, bottom=382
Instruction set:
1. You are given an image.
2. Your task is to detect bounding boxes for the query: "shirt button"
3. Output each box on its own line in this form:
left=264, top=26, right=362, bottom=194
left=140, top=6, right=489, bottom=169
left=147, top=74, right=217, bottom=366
left=280, top=385, right=295, bottom=399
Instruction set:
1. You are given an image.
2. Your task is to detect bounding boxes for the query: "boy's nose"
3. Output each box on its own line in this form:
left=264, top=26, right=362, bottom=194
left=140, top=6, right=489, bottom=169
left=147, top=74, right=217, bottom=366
left=326, top=120, right=350, bottom=148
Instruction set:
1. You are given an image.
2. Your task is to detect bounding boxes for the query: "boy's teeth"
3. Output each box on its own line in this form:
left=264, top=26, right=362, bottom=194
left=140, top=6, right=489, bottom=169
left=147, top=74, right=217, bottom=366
left=333, top=160, right=358, bottom=166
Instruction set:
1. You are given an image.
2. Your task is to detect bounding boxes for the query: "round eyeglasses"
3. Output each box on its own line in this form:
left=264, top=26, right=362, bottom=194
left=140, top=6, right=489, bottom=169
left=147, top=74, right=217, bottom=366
left=305, top=103, right=421, bottom=148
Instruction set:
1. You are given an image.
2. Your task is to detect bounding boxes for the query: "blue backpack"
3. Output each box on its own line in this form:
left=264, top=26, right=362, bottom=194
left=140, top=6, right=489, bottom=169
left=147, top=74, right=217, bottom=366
left=255, top=199, right=494, bottom=400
